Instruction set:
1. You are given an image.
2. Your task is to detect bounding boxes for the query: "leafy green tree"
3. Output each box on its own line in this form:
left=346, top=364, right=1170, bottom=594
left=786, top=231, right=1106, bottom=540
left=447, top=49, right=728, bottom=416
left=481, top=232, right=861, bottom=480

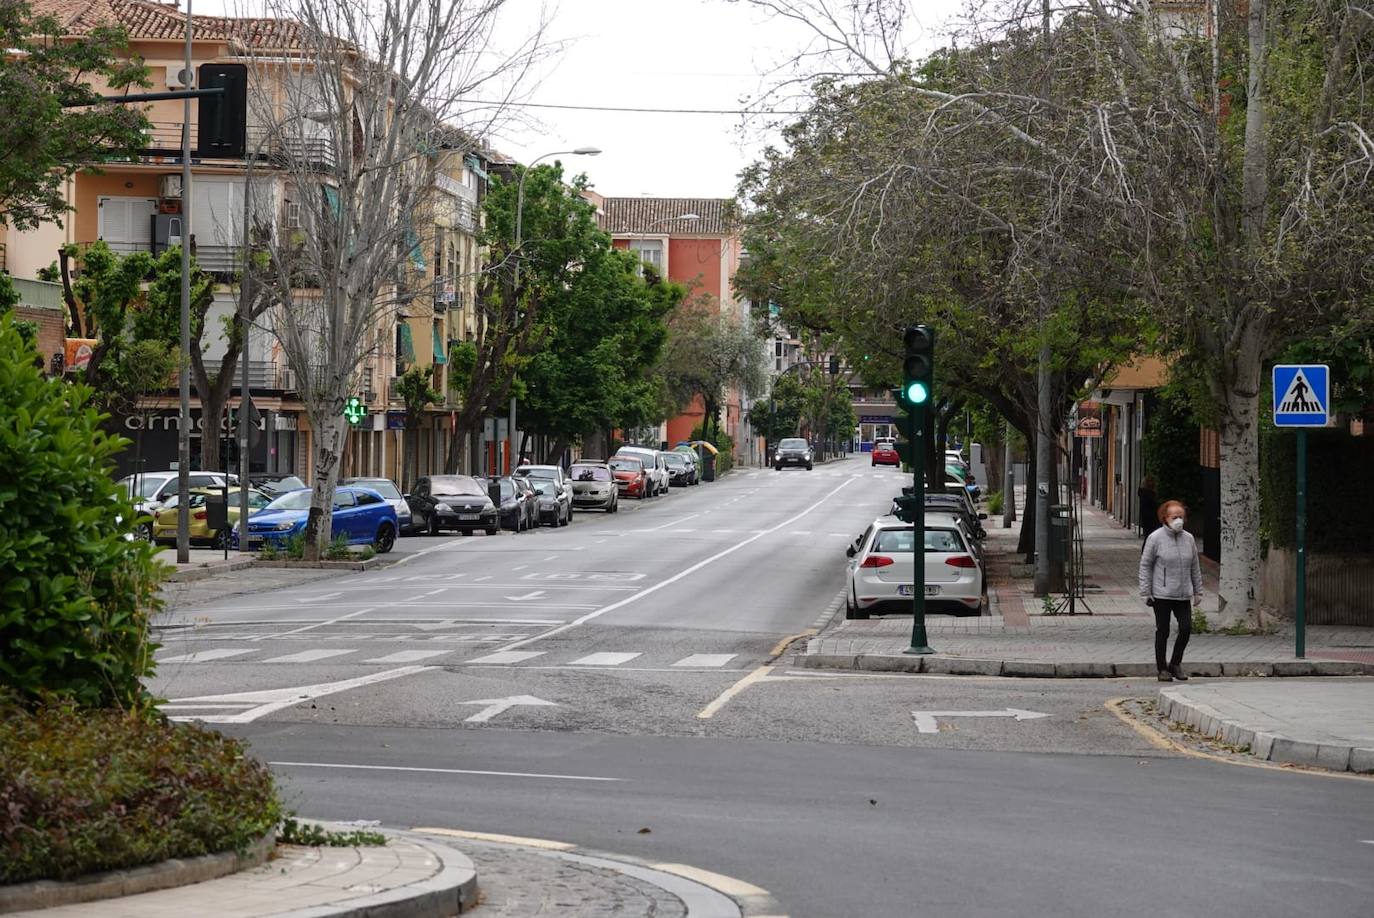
left=0, top=2, right=149, bottom=230
left=753, top=372, right=808, bottom=444
left=57, top=242, right=159, bottom=399
left=395, top=365, right=441, bottom=491
left=658, top=307, right=768, bottom=442
left=0, top=312, right=164, bottom=708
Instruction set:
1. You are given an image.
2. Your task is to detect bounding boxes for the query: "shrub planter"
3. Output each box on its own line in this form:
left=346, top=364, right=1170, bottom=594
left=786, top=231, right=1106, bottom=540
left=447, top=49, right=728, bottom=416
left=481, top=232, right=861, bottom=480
left=253, top=555, right=397, bottom=571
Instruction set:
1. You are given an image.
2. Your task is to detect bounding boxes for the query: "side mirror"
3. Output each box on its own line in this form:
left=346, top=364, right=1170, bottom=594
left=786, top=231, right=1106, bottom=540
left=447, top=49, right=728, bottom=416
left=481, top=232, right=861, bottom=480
left=978, top=512, right=988, bottom=520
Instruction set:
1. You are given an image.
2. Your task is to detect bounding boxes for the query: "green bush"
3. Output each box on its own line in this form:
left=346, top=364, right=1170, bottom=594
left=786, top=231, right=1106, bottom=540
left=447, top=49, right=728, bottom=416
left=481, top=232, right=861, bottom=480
left=1141, top=389, right=1203, bottom=515
left=0, top=696, right=281, bottom=883
left=325, top=534, right=352, bottom=560
left=986, top=490, right=1004, bottom=515
left=690, top=425, right=735, bottom=474
left=0, top=314, right=166, bottom=708
left=1261, top=426, right=1374, bottom=552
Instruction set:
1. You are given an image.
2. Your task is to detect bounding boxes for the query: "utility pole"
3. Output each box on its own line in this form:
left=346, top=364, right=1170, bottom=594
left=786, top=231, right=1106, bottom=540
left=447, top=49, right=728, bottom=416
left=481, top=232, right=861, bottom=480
left=175, top=0, right=194, bottom=564
left=1033, top=0, right=1053, bottom=597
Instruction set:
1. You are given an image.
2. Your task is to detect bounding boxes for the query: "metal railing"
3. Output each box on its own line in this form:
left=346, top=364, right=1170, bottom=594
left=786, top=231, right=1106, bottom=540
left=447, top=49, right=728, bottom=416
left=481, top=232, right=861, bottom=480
left=140, top=122, right=337, bottom=169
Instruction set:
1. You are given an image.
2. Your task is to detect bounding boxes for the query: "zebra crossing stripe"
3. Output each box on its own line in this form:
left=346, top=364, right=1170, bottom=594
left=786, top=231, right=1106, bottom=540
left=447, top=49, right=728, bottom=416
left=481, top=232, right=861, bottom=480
left=465, top=650, right=546, bottom=665
left=362, top=650, right=450, bottom=664
left=672, top=654, right=736, bottom=668
left=569, top=652, right=641, bottom=666
left=262, top=649, right=357, bottom=664
left=159, top=649, right=254, bottom=664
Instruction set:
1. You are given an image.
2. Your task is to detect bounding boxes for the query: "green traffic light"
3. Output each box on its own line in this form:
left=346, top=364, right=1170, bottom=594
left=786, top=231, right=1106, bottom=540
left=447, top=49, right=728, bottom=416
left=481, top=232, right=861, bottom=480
left=904, top=380, right=929, bottom=404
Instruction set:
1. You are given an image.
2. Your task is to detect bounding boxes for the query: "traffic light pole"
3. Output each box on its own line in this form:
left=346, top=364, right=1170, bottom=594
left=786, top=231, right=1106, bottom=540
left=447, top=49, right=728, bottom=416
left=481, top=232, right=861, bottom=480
left=904, top=409, right=933, bottom=655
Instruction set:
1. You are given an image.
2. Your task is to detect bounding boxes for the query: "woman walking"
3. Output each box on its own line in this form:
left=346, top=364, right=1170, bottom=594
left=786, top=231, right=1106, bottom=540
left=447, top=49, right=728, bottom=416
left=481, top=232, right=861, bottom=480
left=1138, top=500, right=1203, bottom=682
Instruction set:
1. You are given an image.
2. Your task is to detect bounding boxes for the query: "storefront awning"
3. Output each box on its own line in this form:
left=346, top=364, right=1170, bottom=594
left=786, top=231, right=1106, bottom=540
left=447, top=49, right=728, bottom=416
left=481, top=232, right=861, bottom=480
left=398, top=323, right=416, bottom=365
left=433, top=326, right=447, bottom=365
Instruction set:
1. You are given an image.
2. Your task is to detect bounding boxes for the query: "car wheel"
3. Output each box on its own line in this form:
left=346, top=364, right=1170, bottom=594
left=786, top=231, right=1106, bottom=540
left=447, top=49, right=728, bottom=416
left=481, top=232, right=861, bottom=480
left=485, top=526, right=498, bottom=536
left=373, top=523, right=396, bottom=554
left=212, top=528, right=230, bottom=550
left=850, top=596, right=869, bottom=620
left=137, top=522, right=153, bottom=542
left=806, top=463, right=813, bottom=471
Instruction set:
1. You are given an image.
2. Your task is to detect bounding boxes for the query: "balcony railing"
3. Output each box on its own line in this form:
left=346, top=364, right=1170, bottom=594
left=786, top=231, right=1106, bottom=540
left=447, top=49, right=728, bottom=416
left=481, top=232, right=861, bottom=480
left=140, top=122, right=337, bottom=170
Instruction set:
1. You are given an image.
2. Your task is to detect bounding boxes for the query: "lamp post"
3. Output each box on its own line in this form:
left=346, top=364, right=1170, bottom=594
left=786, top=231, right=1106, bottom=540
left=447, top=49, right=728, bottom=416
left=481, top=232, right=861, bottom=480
left=508, top=146, right=600, bottom=472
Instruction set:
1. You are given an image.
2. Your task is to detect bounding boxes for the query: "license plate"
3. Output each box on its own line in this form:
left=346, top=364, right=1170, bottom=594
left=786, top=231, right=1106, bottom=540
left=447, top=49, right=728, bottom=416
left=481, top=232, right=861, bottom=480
left=458, top=513, right=480, bottom=521
left=898, top=585, right=942, bottom=596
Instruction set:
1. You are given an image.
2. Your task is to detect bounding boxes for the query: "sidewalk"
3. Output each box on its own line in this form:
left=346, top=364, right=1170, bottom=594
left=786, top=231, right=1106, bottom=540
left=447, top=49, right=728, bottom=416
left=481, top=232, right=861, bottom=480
left=155, top=548, right=256, bottom=582
left=1159, top=680, right=1374, bottom=774
left=804, top=501, right=1374, bottom=677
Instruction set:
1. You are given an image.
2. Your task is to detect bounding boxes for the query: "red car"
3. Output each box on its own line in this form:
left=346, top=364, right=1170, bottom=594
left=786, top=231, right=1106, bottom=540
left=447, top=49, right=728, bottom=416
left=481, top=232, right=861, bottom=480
left=608, top=456, right=651, bottom=499
left=871, top=441, right=900, bottom=467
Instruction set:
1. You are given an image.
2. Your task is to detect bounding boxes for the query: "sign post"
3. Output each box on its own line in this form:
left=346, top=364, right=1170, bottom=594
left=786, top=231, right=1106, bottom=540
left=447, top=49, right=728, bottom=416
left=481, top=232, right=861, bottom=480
left=1271, top=364, right=1330, bottom=659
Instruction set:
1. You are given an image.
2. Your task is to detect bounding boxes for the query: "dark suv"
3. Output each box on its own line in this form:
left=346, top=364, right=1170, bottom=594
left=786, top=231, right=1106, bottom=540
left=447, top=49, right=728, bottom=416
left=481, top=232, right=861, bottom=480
left=773, top=438, right=814, bottom=471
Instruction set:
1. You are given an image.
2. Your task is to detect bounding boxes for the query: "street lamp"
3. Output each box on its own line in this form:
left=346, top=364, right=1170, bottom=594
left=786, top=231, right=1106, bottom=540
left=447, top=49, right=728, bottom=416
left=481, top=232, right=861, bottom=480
left=506, top=146, right=600, bottom=475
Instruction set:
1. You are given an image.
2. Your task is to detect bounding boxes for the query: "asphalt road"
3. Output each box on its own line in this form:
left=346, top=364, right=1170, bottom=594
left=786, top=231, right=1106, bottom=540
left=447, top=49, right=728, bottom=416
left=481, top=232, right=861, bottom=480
left=150, top=457, right=1374, bottom=917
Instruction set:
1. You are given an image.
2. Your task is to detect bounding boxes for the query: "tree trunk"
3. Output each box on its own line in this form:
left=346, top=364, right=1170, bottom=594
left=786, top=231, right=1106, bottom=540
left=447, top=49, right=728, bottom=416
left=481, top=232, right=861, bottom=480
left=1217, top=360, right=1263, bottom=625
left=303, top=412, right=347, bottom=561
left=546, top=437, right=568, bottom=466
left=1018, top=451, right=1037, bottom=561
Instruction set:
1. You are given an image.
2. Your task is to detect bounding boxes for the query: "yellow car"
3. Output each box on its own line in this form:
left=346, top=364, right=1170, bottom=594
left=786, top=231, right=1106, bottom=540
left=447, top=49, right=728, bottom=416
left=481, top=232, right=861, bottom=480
left=152, top=487, right=272, bottom=548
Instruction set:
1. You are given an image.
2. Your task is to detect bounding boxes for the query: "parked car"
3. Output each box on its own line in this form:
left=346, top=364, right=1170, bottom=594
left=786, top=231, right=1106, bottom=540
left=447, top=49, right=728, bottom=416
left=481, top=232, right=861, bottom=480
left=672, top=446, right=702, bottom=484
left=614, top=446, right=670, bottom=496
left=233, top=486, right=398, bottom=553
left=871, top=441, right=900, bottom=467
left=922, top=493, right=989, bottom=543
left=479, top=476, right=538, bottom=531
left=514, top=465, right=573, bottom=522
left=844, top=516, right=985, bottom=619
left=608, top=456, right=651, bottom=499
left=117, top=470, right=238, bottom=539
left=531, top=479, right=572, bottom=527
left=152, top=487, right=272, bottom=548
left=569, top=462, right=619, bottom=511
left=342, top=477, right=413, bottom=534
left=773, top=437, right=814, bottom=471
left=661, top=452, right=697, bottom=487
left=248, top=473, right=307, bottom=497
left=407, top=475, right=499, bottom=535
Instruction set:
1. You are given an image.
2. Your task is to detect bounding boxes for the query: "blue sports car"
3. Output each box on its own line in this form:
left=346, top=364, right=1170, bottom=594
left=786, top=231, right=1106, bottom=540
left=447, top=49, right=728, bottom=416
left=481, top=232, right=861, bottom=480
left=232, top=486, right=398, bottom=553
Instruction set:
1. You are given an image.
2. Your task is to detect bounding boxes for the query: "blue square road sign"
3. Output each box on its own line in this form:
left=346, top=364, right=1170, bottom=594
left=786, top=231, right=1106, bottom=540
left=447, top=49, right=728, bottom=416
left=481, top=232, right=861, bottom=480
left=1272, top=364, right=1330, bottom=427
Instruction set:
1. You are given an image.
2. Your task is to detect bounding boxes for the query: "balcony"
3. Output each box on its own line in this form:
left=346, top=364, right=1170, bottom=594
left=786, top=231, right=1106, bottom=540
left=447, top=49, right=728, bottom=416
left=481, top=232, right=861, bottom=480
left=140, top=122, right=337, bottom=170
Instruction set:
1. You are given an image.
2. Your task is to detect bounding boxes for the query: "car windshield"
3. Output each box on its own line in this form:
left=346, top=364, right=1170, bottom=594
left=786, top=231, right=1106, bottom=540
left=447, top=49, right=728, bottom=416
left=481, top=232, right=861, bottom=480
left=571, top=465, right=612, bottom=481
left=535, top=481, right=559, bottom=497
left=517, top=467, right=557, bottom=480
left=431, top=476, right=485, bottom=497
left=254, top=475, right=306, bottom=492
left=608, top=459, right=642, bottom=472
left=498, top=479, right=515, bottom=499
left=350, top=479, right=401, bottom=499
left=266, top=489, right=312, bottom=511
left=120, top=475, right=173, bottom=498
left=872, top=528, right=965, bottom=553
left=780, top=438, right=809, bottom=450
left=662, top=454, right=686, bottom=467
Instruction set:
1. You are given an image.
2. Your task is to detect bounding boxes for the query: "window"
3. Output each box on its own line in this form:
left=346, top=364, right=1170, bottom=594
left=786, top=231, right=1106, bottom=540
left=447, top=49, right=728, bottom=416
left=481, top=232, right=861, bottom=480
left=871, top=528, right=966, bottom=553
left=356, top=491, right=383, bottom=506
left=628, top=239, right=663, bottom=273
left=571, top=465, right=612, bottom=481
left=334, top=491, right=358, bottom=508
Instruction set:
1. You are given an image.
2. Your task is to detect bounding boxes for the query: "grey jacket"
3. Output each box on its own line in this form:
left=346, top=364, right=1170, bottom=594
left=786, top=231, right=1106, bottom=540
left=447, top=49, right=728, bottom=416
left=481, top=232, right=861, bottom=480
left=1139, top=527, right=1203, bottom=601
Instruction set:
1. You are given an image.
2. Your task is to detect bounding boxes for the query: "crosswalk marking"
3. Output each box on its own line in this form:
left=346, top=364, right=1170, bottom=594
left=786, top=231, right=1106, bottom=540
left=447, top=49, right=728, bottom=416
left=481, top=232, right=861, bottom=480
left=672, top=654, right=736, bottom=668
left=465, top=650, right=546, bottom=665
left=159, top=649, right=254, bottom=664
left=261, top=649, right=357, bottom=664
left=361, top=650, right=450, bottom=664
left=569, top=652, right=641, bottom=666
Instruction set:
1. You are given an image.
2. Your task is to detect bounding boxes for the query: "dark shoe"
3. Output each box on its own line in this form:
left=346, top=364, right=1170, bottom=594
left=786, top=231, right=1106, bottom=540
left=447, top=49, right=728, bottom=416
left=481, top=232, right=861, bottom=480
left=1169, top=665, right=1189, bottom=681
left=1157, top=669, right=1173, bottom=682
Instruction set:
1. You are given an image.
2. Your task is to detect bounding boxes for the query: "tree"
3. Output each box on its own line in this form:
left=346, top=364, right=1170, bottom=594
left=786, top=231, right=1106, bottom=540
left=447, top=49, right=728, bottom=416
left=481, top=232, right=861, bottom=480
left=0, top=2, right=149, bottom=230
left=658, top=307, right=769, bottom=442
left=395, top=364, right=440, bottom=492
left=248, top=0, right=546, bottom=559
left=753, top=372, right=808, bottom=444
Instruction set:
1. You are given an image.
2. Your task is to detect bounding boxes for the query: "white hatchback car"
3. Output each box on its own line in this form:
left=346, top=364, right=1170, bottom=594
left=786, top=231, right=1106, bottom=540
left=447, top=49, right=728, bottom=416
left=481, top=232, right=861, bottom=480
left=844, top=515, right=986, bottom=619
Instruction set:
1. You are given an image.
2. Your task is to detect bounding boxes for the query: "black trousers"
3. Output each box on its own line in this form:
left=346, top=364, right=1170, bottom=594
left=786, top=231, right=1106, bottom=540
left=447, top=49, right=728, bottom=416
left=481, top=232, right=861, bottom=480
left=1153, top=599, right=1192, bottom=670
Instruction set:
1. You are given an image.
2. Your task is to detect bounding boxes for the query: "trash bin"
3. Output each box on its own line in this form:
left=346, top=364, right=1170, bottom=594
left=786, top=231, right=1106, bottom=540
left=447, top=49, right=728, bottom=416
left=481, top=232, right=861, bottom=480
left=204, top=490, right=228, bottom=532
left=1049, top=503, right=1072, bottom=561
left=700, top=449, right=716, bottom=483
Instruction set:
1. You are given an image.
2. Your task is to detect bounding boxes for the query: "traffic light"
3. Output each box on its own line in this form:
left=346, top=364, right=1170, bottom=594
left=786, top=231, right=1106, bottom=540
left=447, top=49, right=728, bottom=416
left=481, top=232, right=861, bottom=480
left=893, top=493, right=921, bottom=524
left=343, top=396, right=367, bottom=426
left=197, top=63, right=248, bottom=158
left=902, top=325, right=935, bottom=407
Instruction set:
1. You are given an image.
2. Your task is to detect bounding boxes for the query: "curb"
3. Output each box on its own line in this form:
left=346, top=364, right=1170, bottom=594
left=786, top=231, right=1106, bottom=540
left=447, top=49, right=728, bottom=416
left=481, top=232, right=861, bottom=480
left=164, top=558, right=257, bottom=582
left=253, top=555, right=399, bottom=571
left=797, top=652, right=1374, bottom=678
left=1157, top=688, right=1374, bottom=775
left=0, top=832, right=275, bottom=915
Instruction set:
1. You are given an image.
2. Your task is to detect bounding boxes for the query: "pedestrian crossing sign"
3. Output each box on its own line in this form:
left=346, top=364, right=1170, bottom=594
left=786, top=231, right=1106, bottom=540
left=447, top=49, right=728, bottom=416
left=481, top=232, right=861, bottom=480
left=1272, top=364, right=1330, bottom=427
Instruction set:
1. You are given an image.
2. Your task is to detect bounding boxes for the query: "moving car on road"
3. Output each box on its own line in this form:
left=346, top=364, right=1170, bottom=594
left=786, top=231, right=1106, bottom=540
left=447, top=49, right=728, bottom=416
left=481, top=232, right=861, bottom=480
left=407, top=475, right=499, bottom=535
left=662, top=451, right=697, bottom=487
left=234, top=486, right=399, bottom=553
left=569, top=462, right=619, bottom=511
left=608, top=456, right=651, bottom=500
left=152, top=487, right=272, bottom=548
left=614, top=446, right=670, bottom=496
left=871, top=440, right=900, bottom=467
left=342, top=477, right=413, bottom=534
left=773, top=437, right=814, bottom=471
left=844, top=515, right=985, bottom=619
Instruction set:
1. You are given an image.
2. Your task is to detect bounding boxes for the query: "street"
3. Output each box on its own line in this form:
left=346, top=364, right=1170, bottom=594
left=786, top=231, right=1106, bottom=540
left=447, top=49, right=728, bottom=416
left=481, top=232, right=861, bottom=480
left=148, top=458, right=1374, bottom=917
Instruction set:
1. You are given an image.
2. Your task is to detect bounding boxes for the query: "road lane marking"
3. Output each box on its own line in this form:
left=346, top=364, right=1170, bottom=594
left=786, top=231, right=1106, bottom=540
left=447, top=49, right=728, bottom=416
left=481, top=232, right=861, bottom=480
left=672, top=654, right=736, bottom=668
left=543, top=555, right=558, bottom=561
left=296, top=592, right=344, bottom=603
left=496, top=477, right=858, bottom=653
left=164, top=666, right=434, bottom=723
left=568, top=652, right=641, bottom=666
left=637, top=512, right=702, bottom=532
left=911, top=708, right=1049, bottom=734
left=253, top=606, right=378, bottom=641
left=460, top=694, right=557, bottom=722
left=262, top=648, right=358, bottom=664
left=362, top=650, right=450, bottom=664
left=511, top=564, right=528, bottom=571
left=465, top=650, right=546, bottom=664
left=697, top=664, right=773, bottom=719
left=505, top=590, right=547, bottom=602
left=416, top=828, right=575, bottom=850
left=158, top=649, right=255, bottom=664
left=270, top=761, right=621, bottom=782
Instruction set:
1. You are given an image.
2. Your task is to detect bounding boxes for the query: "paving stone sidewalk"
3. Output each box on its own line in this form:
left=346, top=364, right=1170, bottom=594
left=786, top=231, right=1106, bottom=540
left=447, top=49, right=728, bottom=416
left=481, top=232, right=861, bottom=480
left=1159, top=680, right=1374, bottom=774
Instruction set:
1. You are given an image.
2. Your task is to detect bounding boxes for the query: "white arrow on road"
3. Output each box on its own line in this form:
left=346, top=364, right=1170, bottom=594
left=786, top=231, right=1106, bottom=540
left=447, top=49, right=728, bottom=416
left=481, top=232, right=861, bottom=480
left=504, top=590, right=547, bottom=602
left=911, top=708, right=1050, bottom=734
left=460, top=695, right=557, bottom=723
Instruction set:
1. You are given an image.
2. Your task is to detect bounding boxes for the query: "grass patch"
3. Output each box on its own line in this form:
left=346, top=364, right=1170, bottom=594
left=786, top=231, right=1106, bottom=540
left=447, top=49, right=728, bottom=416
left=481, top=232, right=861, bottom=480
left=986, top=490, right=1004, bottom=515
left=1191, top=607, right=1211, bottom=634
left=324, top=534, right=352, bottom=561
left=278, top=818, right=387, bottom=848
left=0, top=696, right=281, bottom=884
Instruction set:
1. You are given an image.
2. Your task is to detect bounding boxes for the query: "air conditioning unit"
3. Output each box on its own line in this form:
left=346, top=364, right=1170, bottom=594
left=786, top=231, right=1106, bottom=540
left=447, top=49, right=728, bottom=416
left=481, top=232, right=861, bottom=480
left=166, top=66, right=195, bottom=90
left=159, top=174, right=183, bottom=199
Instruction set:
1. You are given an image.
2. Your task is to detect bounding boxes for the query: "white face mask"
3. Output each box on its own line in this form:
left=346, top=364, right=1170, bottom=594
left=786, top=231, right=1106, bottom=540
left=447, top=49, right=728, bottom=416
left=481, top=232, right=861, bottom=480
left=1169, top=517, right=1185, bottom=532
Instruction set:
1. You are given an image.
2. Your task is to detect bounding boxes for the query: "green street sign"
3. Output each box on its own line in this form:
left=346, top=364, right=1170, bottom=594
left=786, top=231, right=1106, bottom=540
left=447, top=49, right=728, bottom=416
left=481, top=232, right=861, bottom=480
left=343, top=396, right=367, bottom=426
